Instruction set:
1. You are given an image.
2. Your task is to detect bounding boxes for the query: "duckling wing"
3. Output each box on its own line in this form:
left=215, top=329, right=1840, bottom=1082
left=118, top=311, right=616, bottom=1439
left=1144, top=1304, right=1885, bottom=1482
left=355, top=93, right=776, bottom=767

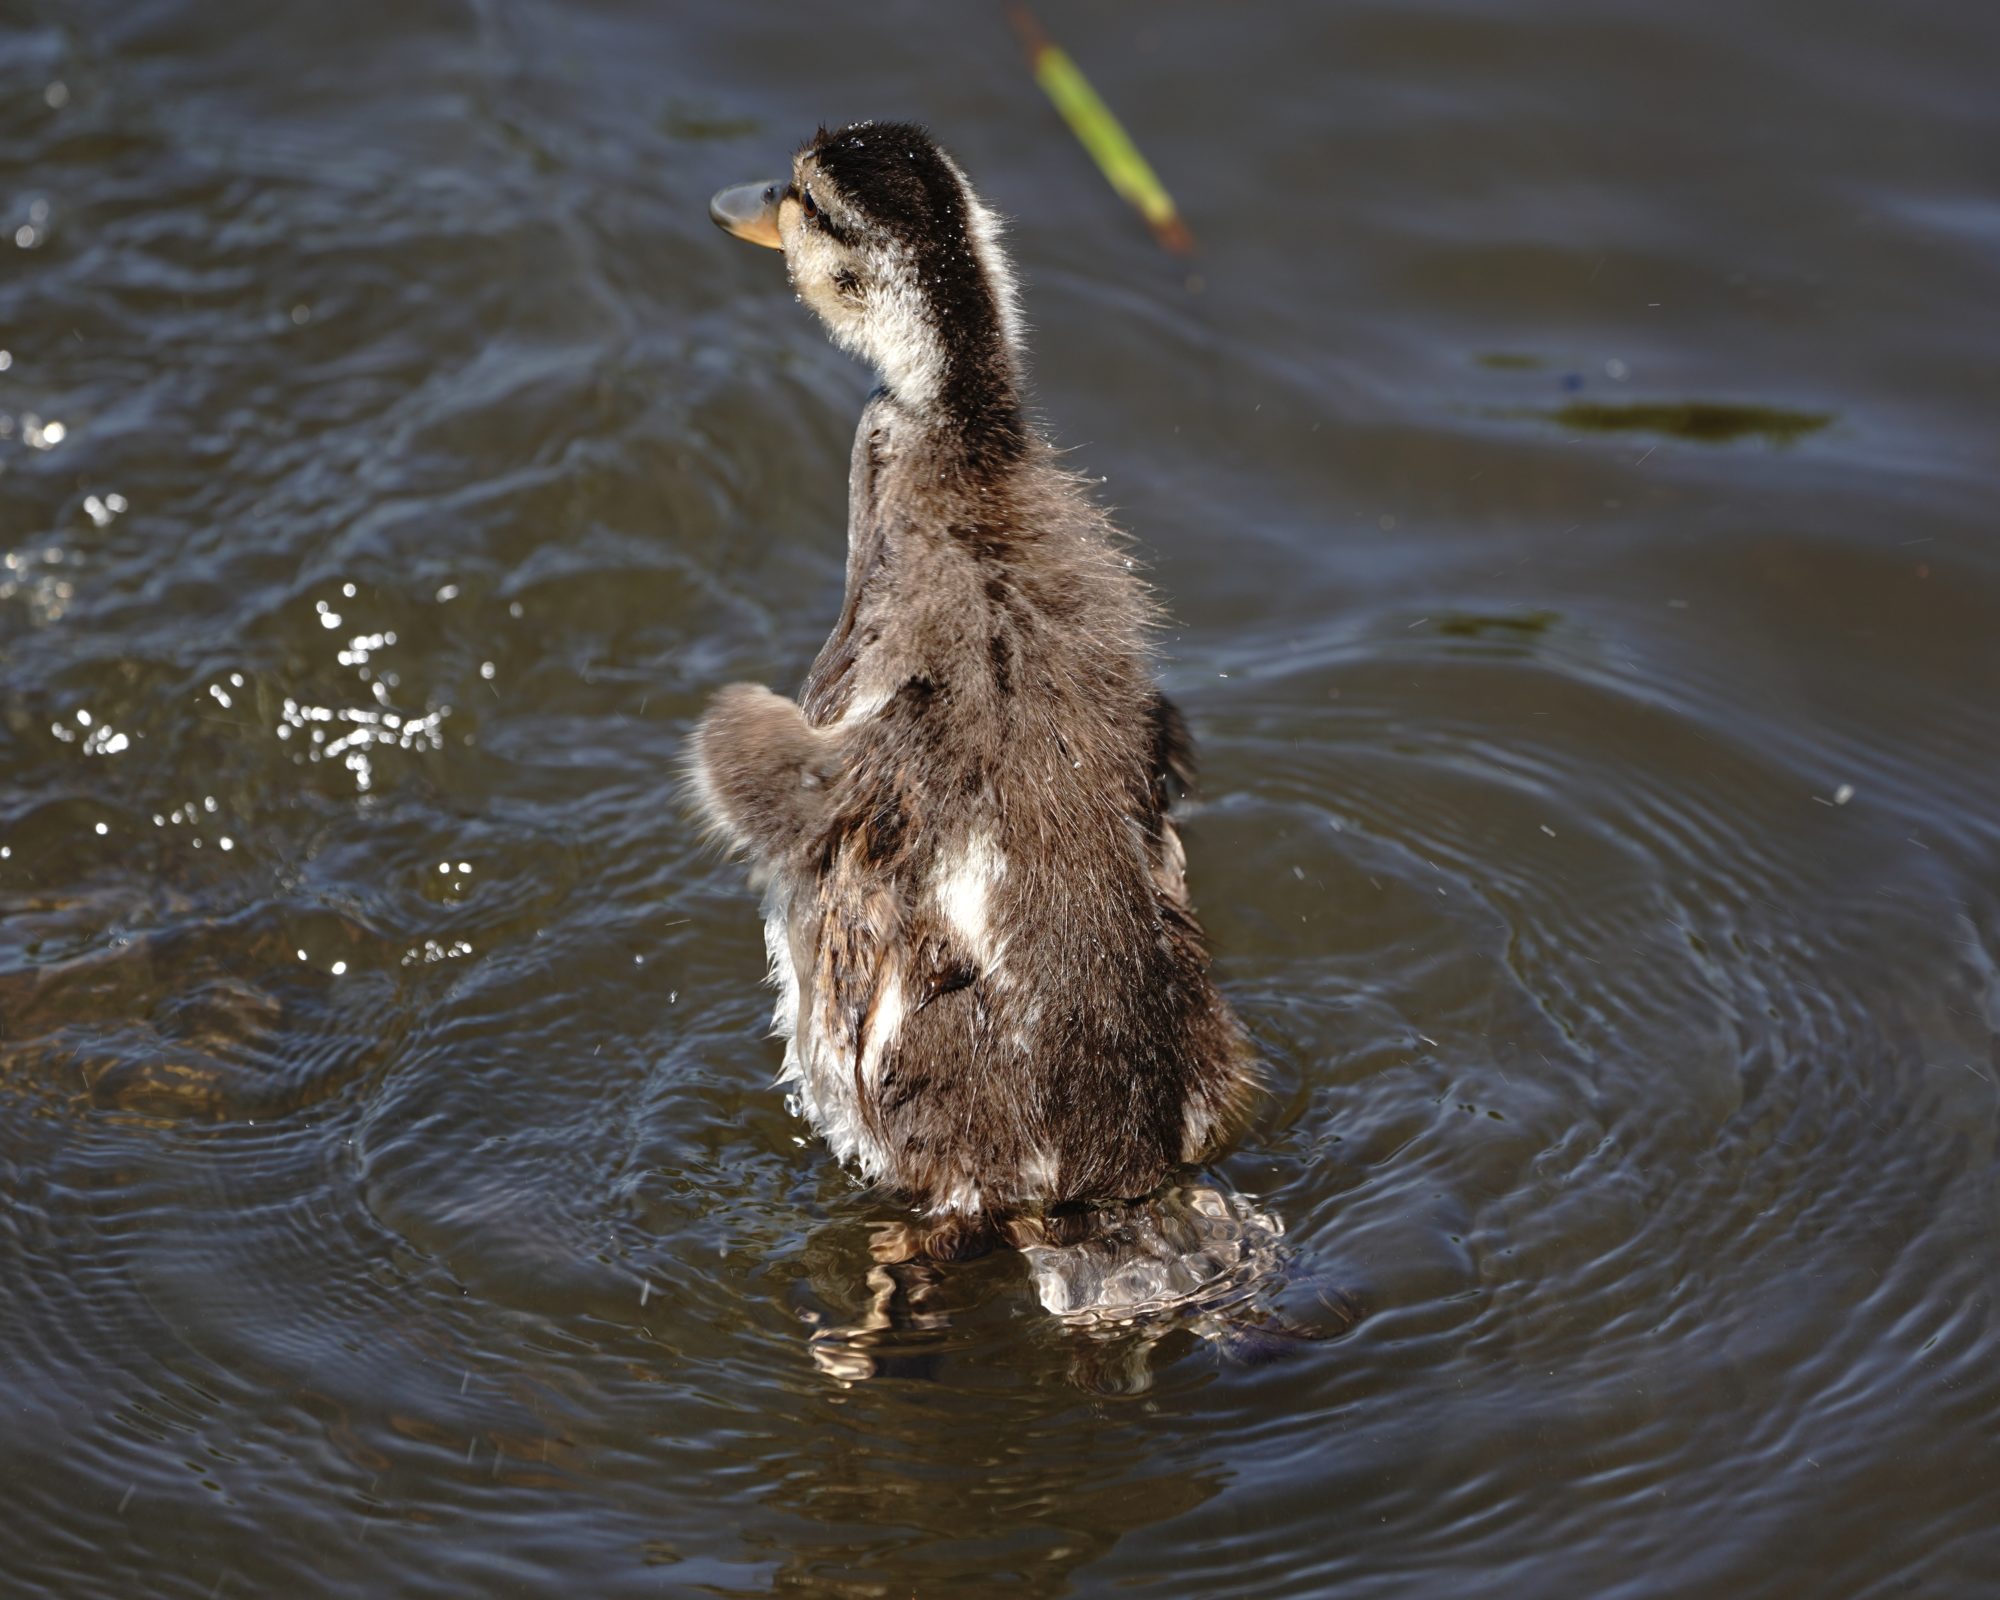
left=1144, top=691, right=1196, bottom=912
left=689, top=683, right=841, bottom=865
left=1148, top=690, right=1196, bottom=810
left=791, top=871, right=906, bottom=1179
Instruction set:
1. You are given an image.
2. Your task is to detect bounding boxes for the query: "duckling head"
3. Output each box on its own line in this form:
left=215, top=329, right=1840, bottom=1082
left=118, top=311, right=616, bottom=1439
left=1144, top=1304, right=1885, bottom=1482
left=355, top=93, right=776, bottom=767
left=712, top=122, right=1025, bottom=456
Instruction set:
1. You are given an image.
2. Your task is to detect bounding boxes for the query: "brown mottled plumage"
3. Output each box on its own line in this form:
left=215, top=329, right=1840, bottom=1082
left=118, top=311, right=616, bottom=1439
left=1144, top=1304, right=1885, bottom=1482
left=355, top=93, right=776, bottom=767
left=693, top=123, right=1252, bottom=1239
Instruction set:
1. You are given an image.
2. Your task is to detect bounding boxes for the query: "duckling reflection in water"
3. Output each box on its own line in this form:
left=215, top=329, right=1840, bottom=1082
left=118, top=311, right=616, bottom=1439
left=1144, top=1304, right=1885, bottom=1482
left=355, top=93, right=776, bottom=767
left=806, top=1187, right=1361, bottom=1391
left=694, top=123, right=1311, bottom=1355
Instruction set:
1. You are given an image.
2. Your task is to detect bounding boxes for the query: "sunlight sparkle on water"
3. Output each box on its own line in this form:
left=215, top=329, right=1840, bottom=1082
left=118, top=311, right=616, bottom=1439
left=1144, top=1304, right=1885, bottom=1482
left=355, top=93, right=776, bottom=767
left=337, top=631, right=395, bottom=667
left=50, top=705, right=130, bottom=755
left=276, top=596, right=449, bottom=792
left=402, top=938, right=474, bottom=966
left=83, top=493, right=128, bottom=527
left=2, top=544, right=78, bottom=620
left=277, top=693, right=450, bottom=790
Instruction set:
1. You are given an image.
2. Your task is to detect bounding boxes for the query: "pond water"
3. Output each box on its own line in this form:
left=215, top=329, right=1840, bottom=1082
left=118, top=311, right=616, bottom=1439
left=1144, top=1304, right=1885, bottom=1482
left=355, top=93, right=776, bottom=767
left=3, top=2, right=1997, bottom=1595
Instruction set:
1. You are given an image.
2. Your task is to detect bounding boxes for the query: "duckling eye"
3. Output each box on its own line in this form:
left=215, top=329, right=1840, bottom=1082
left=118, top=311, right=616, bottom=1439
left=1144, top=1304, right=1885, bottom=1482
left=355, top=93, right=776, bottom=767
left=800, top=186, right=820, bottom=221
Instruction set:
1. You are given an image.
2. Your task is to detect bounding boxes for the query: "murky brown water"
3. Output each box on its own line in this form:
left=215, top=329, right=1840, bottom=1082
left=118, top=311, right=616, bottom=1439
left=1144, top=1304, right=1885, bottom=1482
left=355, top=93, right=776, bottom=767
left=4, top=2, right=1998, bottom=1595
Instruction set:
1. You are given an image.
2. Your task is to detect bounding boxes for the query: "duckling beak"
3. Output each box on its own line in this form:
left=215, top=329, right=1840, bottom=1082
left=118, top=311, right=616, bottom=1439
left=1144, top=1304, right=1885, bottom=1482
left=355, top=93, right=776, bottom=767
left=710, top=180, right=786, bottom=250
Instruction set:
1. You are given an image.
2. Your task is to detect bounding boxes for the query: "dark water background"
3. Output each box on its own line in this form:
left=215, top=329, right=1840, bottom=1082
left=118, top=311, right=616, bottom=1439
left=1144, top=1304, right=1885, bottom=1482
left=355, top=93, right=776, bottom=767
left=4, top=2, right=1999, bottom=1595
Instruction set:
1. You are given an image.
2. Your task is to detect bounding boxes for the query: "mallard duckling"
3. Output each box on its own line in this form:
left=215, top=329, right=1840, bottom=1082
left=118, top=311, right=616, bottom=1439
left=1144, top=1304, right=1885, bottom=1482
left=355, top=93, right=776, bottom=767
left=694, top=122, right=1251, bottom=1251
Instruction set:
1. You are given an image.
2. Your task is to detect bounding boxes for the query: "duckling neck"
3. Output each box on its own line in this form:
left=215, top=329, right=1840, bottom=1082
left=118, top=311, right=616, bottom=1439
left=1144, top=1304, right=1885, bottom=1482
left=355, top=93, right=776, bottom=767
left=868, top=264, right=1026, bottom=472
left=911, top=349, right=1026, bottom=474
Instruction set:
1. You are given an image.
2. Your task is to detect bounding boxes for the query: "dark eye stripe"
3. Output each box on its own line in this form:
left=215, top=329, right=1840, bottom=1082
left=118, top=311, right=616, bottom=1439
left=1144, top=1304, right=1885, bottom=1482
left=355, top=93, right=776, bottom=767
left=793, top=181, right=857, bottom=245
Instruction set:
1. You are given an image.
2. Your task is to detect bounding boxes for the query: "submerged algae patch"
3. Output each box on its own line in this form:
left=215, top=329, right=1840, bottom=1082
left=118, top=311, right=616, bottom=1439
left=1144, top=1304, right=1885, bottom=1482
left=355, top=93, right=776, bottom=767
left=1433, top=609, right=1561, bottom=641
left=1531, top=400, right=1832, bottom=444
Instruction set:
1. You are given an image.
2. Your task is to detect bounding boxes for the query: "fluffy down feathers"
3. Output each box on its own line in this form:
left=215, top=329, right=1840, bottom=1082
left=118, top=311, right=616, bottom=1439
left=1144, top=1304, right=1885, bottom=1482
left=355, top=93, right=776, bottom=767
left=694, top=122, right=1252, bottom=1222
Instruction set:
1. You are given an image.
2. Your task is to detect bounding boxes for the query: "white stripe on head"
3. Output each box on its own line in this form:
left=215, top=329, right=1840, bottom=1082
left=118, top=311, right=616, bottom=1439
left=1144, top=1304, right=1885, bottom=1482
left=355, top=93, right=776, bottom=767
left=938, top=152, right=1024, bottom=357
